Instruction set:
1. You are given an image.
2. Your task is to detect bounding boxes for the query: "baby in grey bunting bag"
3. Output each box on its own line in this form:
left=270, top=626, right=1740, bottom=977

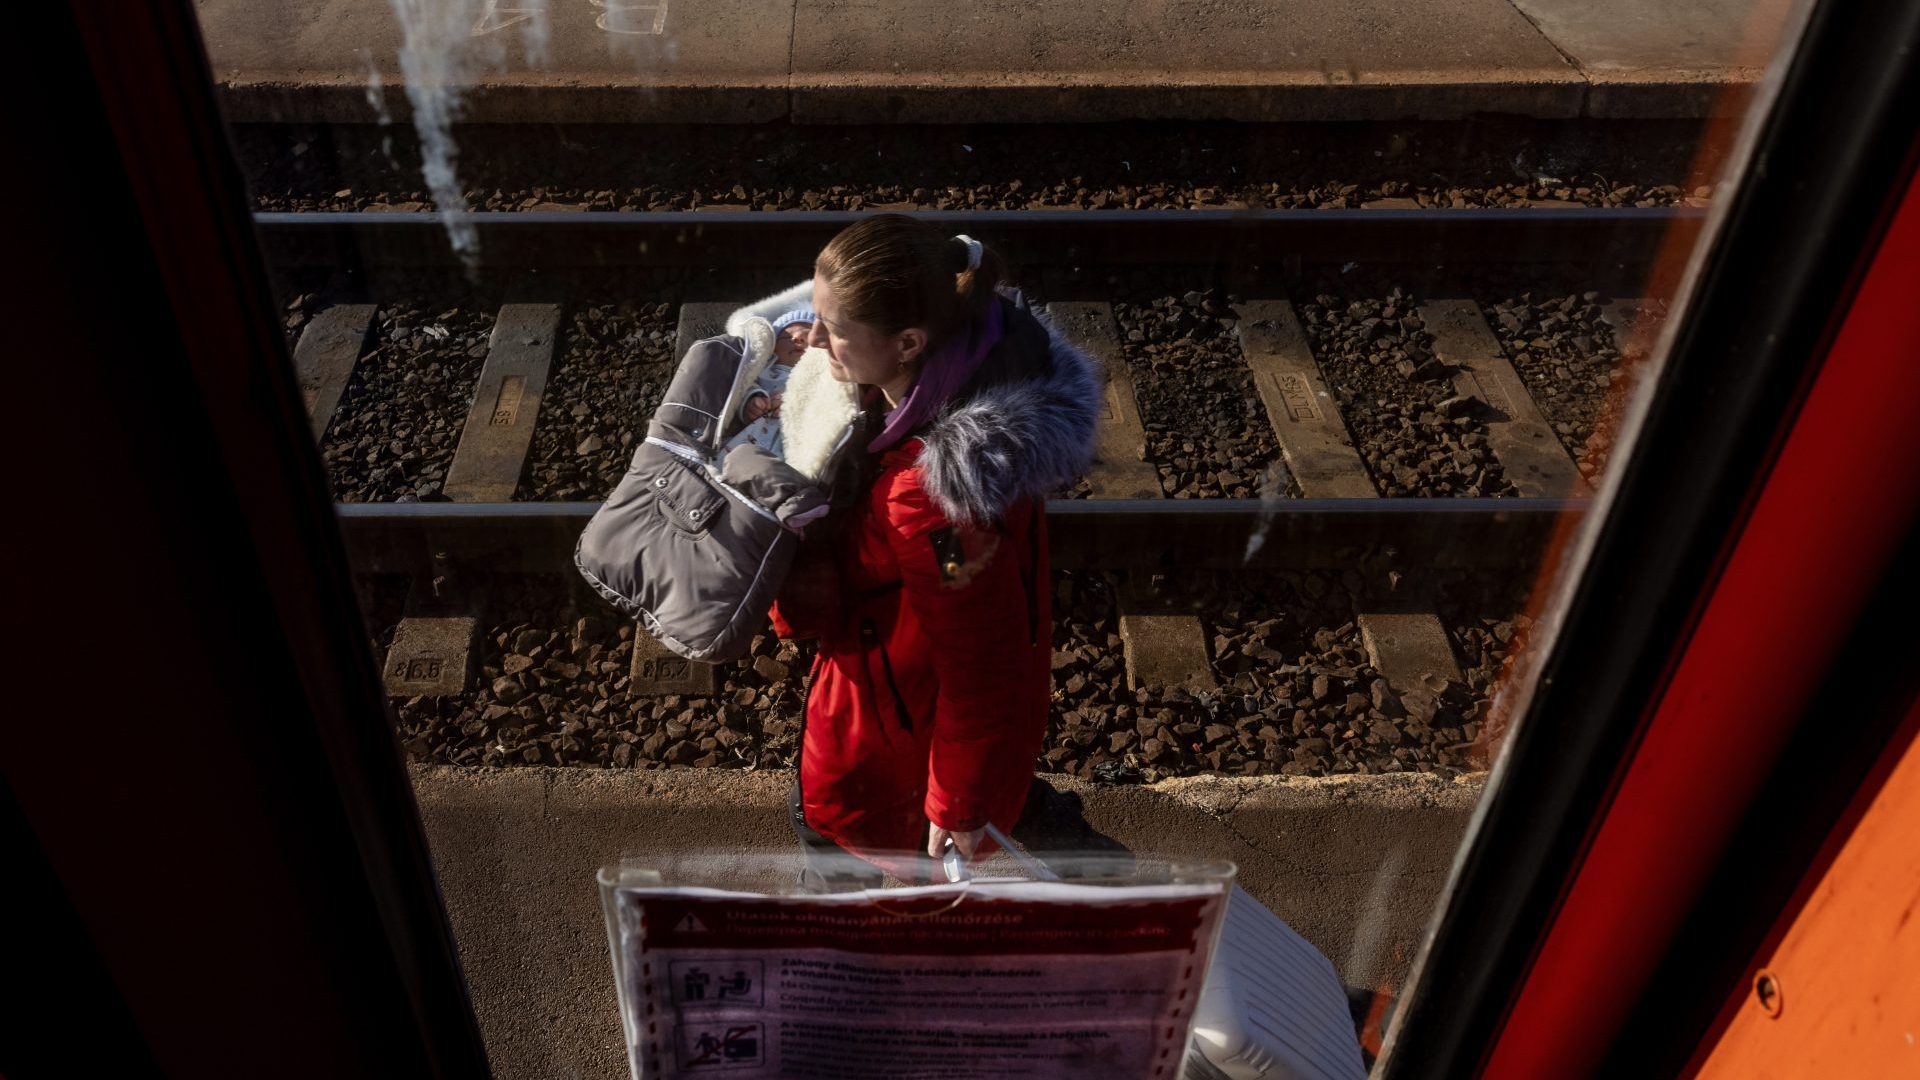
left=575, top=291, right=861, bottom=662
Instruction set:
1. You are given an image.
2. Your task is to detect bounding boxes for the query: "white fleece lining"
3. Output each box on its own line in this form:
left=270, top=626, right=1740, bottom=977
left=778, top=346, right=862, bottom=482
left=712, top=318, right=775, bottom=453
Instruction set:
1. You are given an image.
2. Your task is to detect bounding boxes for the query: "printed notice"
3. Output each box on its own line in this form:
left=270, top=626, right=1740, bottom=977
left=608, top=881, right=1227, bottom=1080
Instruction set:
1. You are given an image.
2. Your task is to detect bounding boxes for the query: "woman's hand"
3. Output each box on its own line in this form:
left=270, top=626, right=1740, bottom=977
left=928, top=824, right=986, bottom=862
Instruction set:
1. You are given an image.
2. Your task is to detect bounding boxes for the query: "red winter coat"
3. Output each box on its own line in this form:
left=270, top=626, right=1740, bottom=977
left=768, top=291, right=1100, bottom=871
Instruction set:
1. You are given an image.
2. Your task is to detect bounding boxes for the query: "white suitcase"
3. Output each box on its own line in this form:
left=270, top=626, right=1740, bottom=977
left=970, top=826, right=1369, bottom=1080
left=1184, top=885, right=1370, bottom=1080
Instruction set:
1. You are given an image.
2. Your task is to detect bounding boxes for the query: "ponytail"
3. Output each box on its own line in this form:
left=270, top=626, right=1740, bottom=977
left=816, top=215, right=1005, bottom=346
left=949, top=232, right=1005, bottom=325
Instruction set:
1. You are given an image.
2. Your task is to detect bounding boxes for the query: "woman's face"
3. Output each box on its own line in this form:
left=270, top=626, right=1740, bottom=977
left=807, top=274, right=926, bottom=389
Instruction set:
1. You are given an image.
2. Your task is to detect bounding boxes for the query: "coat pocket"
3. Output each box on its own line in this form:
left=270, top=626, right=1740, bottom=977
left=859, top=617, right=915, bottom=734
left=649, top=456, right=727, bottom=536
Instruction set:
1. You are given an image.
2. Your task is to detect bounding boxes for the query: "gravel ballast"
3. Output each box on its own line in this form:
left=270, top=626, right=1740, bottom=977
left=1114, top=283, right=1289, bottom=500
left=1482, top=290, right=1667, bottom=482
left=516, top=300, right=676, bottom=500
left=240, top=120, right=1714, bottom=214
left=1040, top=571, right=1507, bottom=783
left=321, top=302, right=493, bottom=501
left=282, top=290, right=323, bottom=353
left=390, top=577, right=814, bottom=770
left=1300, top=281, right=1519, bottom=498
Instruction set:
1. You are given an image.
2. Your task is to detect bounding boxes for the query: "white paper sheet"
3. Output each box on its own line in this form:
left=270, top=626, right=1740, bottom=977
left=609, top=881, right=1228, bottom=1079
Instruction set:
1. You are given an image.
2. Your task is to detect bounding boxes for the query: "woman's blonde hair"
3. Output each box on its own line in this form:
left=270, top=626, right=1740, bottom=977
left=814, top=214, right=1005, bottom=346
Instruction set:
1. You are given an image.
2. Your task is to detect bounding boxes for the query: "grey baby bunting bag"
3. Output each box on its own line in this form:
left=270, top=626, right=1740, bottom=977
left=575, top=317, right=861, bottom=662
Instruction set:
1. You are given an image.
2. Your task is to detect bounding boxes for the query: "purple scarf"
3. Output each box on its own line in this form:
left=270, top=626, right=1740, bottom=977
left=867, top=299, right=1005, bottom=453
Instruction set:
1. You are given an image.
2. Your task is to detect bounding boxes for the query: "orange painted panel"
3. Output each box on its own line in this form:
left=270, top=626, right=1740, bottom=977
left=1692, top=715, right=1920, bottom=1078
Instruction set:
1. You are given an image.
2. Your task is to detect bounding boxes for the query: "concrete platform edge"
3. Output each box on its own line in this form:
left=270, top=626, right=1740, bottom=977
left=216, top=77, right=1761, bottom=125
left=408, top=762, right=1486, bottom=809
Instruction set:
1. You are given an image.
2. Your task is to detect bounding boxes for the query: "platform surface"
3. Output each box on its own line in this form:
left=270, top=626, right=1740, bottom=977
left=195, top=0, right=1798, bottom=122
left=410, top=763, right=1479, bottom=1079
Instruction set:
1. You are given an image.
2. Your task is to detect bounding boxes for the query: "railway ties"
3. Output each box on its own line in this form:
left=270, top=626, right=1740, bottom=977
left=288, top=302, right=470, bottom=697
left=1050, top=300, right=1217, bottom=695
left=288, top=297, right=580, bottom=698
left=383, top=302, right=565, bottom=697
left=672, top=301, right=735, bottom=361
left=1422, top=300, right=1590, bottom=499
left=1234, top=300, right=1465, bottom=699
left=443, top=304, right=563, bottom=502
left=291, top=303, right=375, bottom=439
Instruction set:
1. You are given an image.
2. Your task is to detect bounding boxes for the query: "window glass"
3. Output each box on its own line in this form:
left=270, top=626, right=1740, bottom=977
left=193, top=0, right=1812, bottom=1072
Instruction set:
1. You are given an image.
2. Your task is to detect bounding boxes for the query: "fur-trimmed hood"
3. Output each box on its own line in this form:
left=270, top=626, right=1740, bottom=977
left=728, top=281, right=1100, bottom=527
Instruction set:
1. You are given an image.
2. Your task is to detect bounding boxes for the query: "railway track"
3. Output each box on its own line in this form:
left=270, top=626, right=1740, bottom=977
left=276, top=207, right=1675, bottom=781
left=256, top=206, right=1700, bottom=270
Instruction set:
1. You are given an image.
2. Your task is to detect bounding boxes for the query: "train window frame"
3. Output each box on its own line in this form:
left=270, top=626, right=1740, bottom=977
left=1381, top=0, right=1920, bottom=1071
left=14, top=0, right=1916, bottom=1075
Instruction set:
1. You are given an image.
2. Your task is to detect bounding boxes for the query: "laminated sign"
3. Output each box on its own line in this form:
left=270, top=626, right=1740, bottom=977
left=603, top=879, right=1230, bottom=1079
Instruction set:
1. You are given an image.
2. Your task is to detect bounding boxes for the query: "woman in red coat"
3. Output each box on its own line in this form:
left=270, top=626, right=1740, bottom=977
left=754, top=215, right=1100, bottom=883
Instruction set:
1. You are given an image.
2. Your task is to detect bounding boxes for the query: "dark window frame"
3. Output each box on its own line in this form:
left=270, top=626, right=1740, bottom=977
left=8, top=3, right=491, bottom=1076
left=11, top=0, right=1915, bottom=1076
left=1381, top=0, right=1920, bottom=1074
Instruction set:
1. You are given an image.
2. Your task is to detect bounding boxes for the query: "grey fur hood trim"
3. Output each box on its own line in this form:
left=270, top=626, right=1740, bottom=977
left=915, top=323, right=1100, bottom=528
left=726, top=284, right=1101, bottom=529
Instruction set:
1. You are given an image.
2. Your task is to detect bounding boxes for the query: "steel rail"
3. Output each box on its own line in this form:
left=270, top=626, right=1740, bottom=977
left=254, top=207, right=1701, bottom=270
left=335, top=497, right=1586, bottom=576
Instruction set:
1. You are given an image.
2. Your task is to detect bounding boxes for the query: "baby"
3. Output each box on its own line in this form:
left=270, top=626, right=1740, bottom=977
left=726, top=307, right=812, bottom=457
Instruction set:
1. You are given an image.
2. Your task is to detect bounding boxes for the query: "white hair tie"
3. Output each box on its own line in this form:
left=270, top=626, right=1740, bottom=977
left=953, top=234, right=983, bottom=272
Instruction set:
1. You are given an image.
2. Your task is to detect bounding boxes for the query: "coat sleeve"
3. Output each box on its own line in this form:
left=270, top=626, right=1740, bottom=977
left=736, top=387, right=768, bottom=423
left=877, top=470, right=1038, bottom=832
left=768, top=535, right=844, bottom=641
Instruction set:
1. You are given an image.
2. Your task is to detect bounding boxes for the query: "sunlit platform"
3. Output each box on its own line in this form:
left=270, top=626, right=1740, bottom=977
left=409, top=763, right=1480, bottom=1078
left=196, top=0, right=1791, bottom=123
